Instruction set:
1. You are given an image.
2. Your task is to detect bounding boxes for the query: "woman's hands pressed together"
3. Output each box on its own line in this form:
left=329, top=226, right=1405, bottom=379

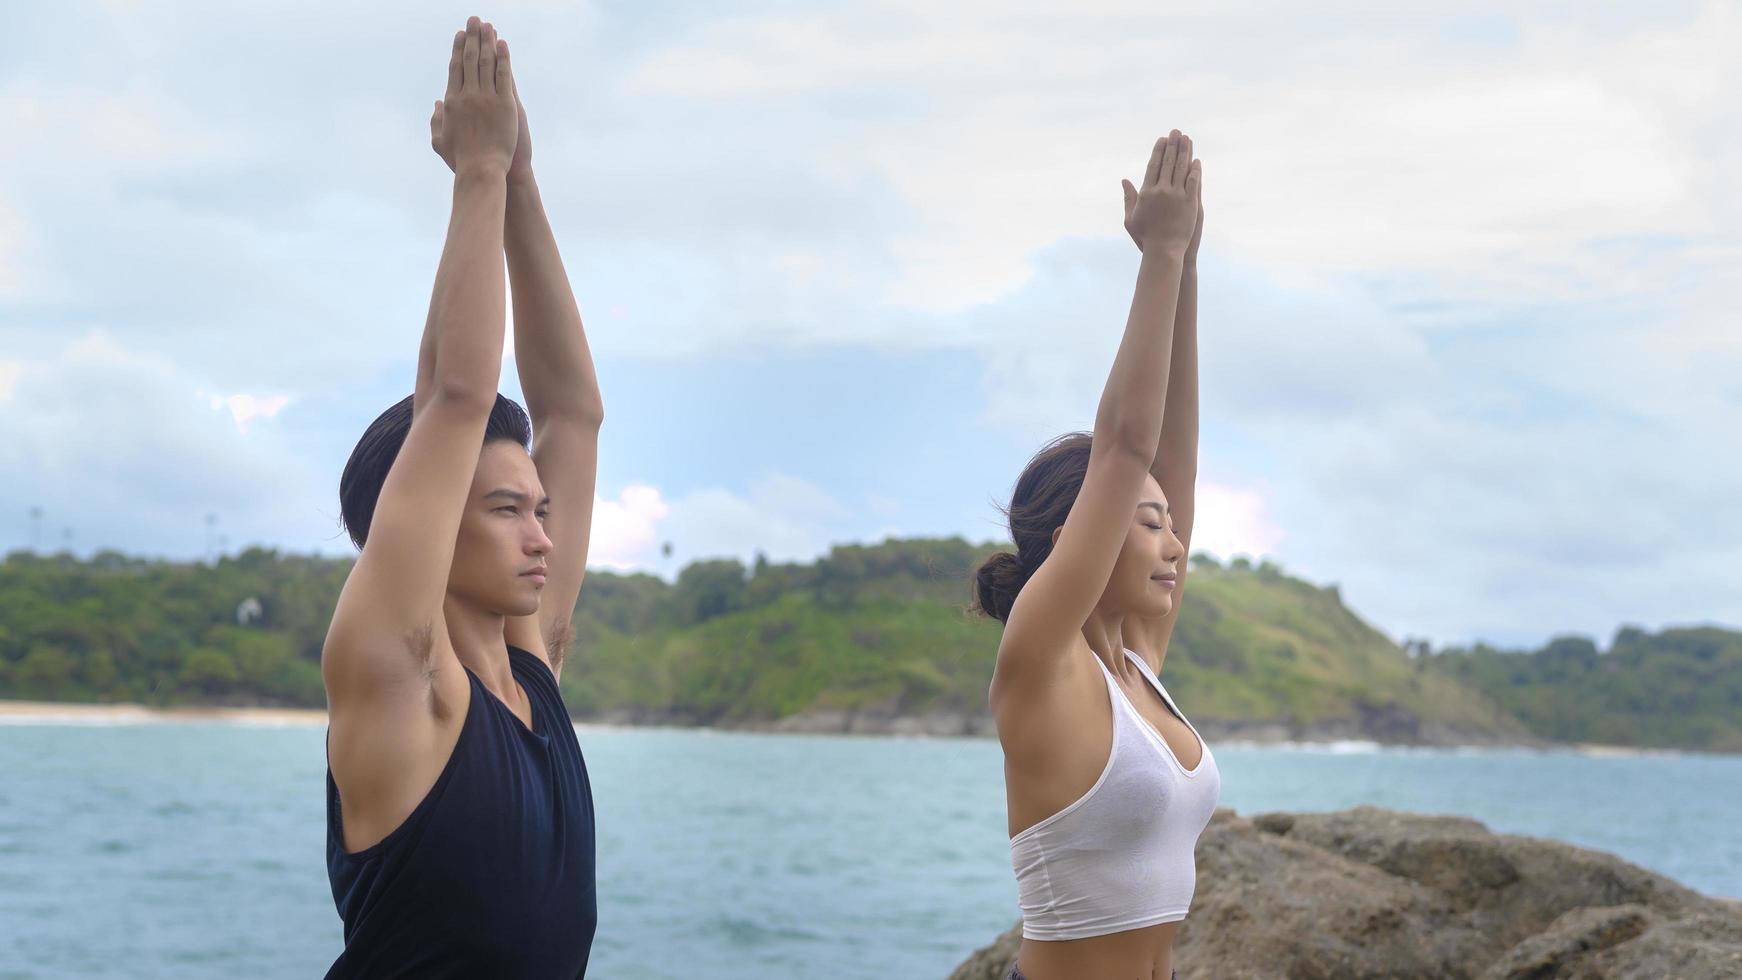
left=1122, top=130, right=1201, bottom=257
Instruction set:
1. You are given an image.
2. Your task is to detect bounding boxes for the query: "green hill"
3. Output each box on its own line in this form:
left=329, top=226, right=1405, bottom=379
left=0, top=540, right=1733, bottom=750
left=562, top=545, right=1523, bottom=743
left=1427, top=628, right=1742, bottom=752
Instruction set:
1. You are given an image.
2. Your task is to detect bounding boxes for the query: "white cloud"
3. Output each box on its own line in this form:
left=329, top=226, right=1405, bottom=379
left=1249, top=369, right=1742, bottom=647
left=588, top=483, right=671, bottom=571
left=584, top=475, right=853, bottom=576
left=0, top=194, right=29, bottom=300
left=660, top=474, right=852, bottom=569
left=624, top=0, right=1739, bottom=312
left=203, top=392, right=293, bottom=435
left=11, top=2, right=1736, bottom=362
left=948, top=230, right=1742, bottom=648
left=0, top=79, right=239, bottom=172
left=0, top=329, right=329, bottom=558
left=1, top=0, right=1736, bottom=650
left=1190, top=480, right=1287, bottom=562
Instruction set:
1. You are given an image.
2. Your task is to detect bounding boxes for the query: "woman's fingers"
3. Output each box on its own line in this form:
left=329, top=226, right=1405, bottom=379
left=1125, top=131, right=1200, bottom=252
left=463, top=16, right=482, bottom=90
left=495, top=38, right=511, bottom=96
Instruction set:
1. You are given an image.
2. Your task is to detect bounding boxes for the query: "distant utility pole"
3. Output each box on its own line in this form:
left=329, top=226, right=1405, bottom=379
left=205, top=512, right=219, bottom=564
left=28, top=506, right=42, bottom=552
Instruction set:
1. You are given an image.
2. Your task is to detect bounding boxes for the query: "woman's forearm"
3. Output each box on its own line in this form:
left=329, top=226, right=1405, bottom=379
left=1155, top=261, right=1199, bottom=492
left=1096, top=245, right=1187, bottom=460
left=504, top=174, right=603, bottom=426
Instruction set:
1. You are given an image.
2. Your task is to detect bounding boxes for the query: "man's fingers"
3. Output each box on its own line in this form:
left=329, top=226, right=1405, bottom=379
left=462, top=16, right=480, bottom=90
left=430, top=100, right=443, bottom=145
left=1160, top=131, right=1179, bottom=189
left=478, top=22, right=497, bottom=93
left=495, top=38, right=512, bottom=96
left=1186, top=158, right=1202, bottom=195
left=1121, top=178, right=1137, bottom=211
left=1175, top=133, right=1193, bottom=185
left=446, top=29, right=464, bottom=98
left=1144, top=137, right=1166, bottom=189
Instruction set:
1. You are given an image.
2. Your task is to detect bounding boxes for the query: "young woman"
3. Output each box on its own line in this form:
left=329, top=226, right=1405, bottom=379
left=321, top=17, right=604, bottom=977
left=975, top=130, right=1215, bottom=980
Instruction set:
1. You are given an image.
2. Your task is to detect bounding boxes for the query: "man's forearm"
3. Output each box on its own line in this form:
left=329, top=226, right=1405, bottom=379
left=417, top=169, right=511, bottom=412
left=505, top=173, right=603, bottom=425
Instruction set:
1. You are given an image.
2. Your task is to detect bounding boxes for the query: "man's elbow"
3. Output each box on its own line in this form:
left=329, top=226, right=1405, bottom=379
left=533, top=396, right=604, bottom=430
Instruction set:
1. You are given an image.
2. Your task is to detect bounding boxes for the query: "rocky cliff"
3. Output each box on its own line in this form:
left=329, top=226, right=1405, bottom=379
left=949, top=806, right=1742, bottom=979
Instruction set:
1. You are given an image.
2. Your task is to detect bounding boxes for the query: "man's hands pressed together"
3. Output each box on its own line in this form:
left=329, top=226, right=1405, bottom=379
left=431, top=16, right=519, bottom=181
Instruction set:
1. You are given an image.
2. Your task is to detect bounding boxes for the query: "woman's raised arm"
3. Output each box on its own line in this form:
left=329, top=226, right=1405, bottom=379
left=993, top=131, right=1202, bottom=693
left=1128, top=171, right=1203, bottom=669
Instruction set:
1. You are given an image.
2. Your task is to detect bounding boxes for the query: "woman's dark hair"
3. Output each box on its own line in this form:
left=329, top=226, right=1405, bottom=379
left=973, top=432, right=1094, bottom=622
left=339, top=393, right=533, bottom=551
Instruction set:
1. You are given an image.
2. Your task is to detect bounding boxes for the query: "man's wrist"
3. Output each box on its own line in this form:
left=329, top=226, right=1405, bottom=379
left=455, top=164, right=510, bottom=190
left=506, top=168, right=538, bottom=193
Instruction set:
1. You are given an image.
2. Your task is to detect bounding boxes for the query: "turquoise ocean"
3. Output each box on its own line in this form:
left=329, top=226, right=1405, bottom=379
left=2, top=719, right=1738, bottom=980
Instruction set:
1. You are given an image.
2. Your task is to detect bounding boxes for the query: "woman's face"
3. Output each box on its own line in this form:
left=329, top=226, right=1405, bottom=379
left=1103, top=473, right=1185, bottom=619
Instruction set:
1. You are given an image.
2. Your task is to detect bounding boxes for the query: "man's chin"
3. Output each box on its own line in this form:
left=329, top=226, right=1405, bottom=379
left=491, top=590, right=540, bottom=619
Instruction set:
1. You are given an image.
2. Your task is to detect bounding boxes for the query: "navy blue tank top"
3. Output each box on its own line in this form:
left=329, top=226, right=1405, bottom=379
left=324, top=645, right=596, bottom=978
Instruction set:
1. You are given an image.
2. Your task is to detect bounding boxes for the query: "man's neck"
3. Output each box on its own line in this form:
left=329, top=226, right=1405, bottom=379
left=442, top=594, right=514, bottom=695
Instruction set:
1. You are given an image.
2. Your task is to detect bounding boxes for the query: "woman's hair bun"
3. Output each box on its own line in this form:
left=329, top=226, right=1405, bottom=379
left=973, top=551, right=1027, bottom=623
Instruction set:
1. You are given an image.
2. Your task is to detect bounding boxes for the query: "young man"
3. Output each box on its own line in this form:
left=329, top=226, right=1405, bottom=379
left=321, top=16, right=603, bottom=978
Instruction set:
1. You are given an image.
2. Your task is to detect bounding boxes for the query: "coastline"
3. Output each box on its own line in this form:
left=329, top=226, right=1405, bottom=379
left=0, top=699, right=327, bottom=726
left=0, top=697, right=1719, bottom=757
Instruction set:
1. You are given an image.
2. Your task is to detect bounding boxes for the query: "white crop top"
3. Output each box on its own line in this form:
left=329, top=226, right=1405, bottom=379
left=1009, top=648, right=1221, bottom=941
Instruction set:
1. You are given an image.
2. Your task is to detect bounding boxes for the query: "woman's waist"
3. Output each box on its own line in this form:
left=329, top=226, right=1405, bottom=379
left=1015, top=919, right=1182, bottom=980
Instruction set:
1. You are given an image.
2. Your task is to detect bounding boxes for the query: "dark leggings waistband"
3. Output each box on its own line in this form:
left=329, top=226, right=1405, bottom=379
left=1005, top=967, right=1176, bottom=980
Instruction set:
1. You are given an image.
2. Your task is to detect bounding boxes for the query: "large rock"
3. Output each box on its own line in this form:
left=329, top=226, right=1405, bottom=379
left=949, top=806, right=1742, bottom=979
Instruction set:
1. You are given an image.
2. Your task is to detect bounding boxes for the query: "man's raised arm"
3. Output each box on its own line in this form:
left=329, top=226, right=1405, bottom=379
left=501, top=86, right=602, bottom=678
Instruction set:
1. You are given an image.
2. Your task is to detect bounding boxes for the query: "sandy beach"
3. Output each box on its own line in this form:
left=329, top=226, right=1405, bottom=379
left=0, top=699, right=327, bottom=726
left=0, top=699, right=1708, bottom=756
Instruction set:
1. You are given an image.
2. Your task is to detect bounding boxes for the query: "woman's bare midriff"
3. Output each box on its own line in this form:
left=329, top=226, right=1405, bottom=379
left=1016, top=919, right=1181, bottom=980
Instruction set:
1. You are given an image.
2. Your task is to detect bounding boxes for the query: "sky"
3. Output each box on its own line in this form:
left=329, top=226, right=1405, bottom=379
left=1, top=0, right=1737, bottom=650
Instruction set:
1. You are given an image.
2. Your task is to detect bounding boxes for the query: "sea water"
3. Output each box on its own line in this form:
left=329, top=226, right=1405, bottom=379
left=1, top=721, right=1737, bottom=980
